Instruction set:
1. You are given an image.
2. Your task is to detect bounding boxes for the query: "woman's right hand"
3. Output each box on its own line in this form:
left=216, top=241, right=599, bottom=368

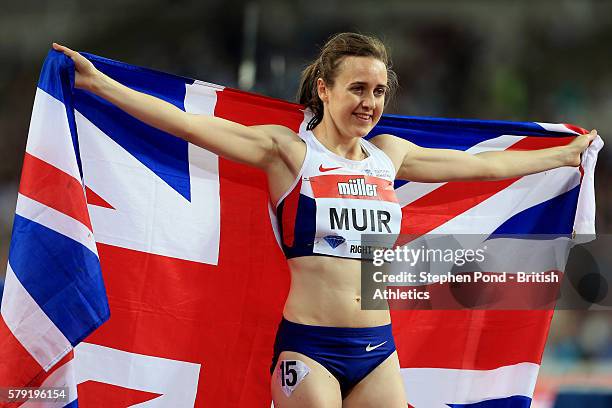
left=52, top=43, right=100, bottom=91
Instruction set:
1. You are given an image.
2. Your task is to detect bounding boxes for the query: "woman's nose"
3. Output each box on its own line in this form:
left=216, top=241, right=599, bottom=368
left=362, top=93, right=376, bottom=110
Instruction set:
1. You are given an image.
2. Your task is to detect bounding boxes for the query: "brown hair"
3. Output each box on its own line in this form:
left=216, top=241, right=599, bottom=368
left=297, top=32, right=398, bottom=130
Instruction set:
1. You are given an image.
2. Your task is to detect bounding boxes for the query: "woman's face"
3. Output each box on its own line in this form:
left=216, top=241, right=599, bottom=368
left=317, top=56, right=388, bottom=138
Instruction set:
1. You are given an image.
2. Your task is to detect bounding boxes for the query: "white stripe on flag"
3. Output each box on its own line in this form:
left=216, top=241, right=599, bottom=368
left=466, top=134, right=527, bottom=154
left=184, top=80, right=223, bottom=114
left=535, top=122, right=580, bottom=134
left=0, top=263, right=72, bottom=371
left=430, top=165, right=581, bottom=235
left=15, top=193, right=98, bottom=256
left=26, top=88, right=82, bottom=181
left=395, top=182, right=445, bottom=208
left=402, top=362, right=539, bottom=407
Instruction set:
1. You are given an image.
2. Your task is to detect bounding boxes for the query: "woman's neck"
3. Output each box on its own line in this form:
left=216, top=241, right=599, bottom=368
left=312, top=122, right=367, bottom=161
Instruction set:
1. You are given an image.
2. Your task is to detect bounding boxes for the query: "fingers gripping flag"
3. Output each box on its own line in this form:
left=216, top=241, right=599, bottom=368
left=0, top=49, right=603, bottom=407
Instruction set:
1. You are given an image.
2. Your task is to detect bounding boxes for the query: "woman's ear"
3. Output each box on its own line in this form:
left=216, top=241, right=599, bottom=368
left=316, top=78, right=328, bottom=103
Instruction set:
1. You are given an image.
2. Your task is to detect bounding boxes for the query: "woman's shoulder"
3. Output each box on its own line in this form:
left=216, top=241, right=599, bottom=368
left=368, top=133, right=399, bottom=149
left=369, top=133, right=418, bottom=154
left=368, top=133, right=404, bottom=156
left=367, top=133, right=408, bottom=174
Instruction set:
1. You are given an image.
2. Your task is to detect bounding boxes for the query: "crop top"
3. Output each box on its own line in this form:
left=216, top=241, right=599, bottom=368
left=269, top=129, right=402, bottom=259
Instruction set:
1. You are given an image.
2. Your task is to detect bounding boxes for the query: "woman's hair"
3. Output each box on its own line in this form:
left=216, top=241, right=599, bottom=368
left=297, top=32, right=398, bottom=130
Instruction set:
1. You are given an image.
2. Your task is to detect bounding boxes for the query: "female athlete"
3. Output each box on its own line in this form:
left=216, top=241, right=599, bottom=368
left=53, top=33, right=595, bottom=407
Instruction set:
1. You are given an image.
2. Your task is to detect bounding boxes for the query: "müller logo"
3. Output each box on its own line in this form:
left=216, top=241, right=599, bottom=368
left=337, top=178, right=378, bottom=197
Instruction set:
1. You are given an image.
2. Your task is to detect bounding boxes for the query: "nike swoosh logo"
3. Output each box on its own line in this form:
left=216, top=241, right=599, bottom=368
left=365, top=341, right=387, bottom=352
left=319, top=165, right=342, bottom=172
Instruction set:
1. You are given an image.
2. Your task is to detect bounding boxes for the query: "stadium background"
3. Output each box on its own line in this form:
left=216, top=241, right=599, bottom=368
left=0, top=0, right=610, bottom=406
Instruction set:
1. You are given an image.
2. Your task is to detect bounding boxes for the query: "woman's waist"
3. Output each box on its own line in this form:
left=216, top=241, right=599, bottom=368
left=284, top=255, right=390, bottom=327
left=287, top=256, right=362, bottom=296
left=283, top=281, right=390, bottom=327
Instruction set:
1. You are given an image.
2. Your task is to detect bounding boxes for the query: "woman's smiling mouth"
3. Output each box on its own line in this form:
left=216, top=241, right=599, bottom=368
left=353, top=113, right=372, bottom=122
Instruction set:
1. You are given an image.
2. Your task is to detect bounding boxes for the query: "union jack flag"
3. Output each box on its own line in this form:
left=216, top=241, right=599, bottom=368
left=0, top=49, right=603, bottom=407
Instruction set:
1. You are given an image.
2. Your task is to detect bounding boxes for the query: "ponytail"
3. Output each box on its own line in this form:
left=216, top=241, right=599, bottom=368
left=297, top=61, right=324, bottom=130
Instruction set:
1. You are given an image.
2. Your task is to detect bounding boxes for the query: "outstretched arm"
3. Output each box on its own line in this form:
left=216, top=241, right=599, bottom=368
left=372, top=131, right=597, bottom=182
left=52, top=43, right=284, bottom=170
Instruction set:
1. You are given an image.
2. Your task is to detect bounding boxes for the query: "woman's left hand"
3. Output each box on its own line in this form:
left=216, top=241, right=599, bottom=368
left=565, top=129, right=598, bottom=167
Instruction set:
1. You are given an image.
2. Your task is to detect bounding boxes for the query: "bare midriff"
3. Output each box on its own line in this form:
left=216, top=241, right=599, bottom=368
left=283, top=255, right=390, bottom=328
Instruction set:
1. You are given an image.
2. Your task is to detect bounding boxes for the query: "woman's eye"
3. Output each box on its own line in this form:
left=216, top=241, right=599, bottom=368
left=351, top=86, right=385, bottom=96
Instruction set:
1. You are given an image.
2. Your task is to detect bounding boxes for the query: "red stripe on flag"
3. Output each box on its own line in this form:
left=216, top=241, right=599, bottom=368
left=212, top=87, right=305, bottom=131
left=512, top=136, right=575, bottom=150
left=400, top=178, right=518, bottom=236
left=85, top=186, right=114, bottom=209
left=19, top=153, right=92, bottom=231
left=78, top=381, right=162, bottom=407
left=391, top=309, right=553, bottom=370
left=400, top=136, right=576, bottom=236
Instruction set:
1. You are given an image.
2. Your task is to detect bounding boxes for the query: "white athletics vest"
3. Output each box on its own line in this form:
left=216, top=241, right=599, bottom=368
left=271, top=130, right=402, bottom=259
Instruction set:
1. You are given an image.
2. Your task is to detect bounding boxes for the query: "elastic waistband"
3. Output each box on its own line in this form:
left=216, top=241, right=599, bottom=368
left=279, top=317, right=392, bottom=338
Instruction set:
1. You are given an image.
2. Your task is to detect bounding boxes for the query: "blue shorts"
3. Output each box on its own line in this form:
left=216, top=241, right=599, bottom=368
left=270, top=318, right=396, bottom=395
